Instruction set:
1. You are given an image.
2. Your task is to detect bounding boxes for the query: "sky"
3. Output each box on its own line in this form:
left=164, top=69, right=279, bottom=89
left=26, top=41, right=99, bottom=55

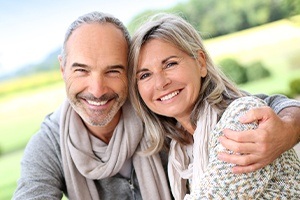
left=0, top=0, right=187, bottom=75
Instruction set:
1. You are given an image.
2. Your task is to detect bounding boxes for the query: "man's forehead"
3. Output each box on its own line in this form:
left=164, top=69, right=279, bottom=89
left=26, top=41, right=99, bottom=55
left=66, top=23, right=128, bottom=53
left=68, top=23, right=125, bottom=43
left=65, top=23, right=128, bottom=67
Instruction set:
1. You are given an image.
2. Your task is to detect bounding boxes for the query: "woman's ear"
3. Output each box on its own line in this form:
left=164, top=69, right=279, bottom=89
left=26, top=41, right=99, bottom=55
left=197, top=50, right=207, bottom=78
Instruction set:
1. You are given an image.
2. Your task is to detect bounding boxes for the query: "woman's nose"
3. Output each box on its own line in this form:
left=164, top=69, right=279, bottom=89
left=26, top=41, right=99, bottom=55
left=154, top=72, right=171, bottom=90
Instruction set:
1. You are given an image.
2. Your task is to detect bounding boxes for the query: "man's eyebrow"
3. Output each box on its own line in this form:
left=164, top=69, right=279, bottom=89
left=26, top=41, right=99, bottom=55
left=71, top=63, right=126, bottom=70
left=71, top=62, right=89, bottom=68
left=107, top=64, right=126, bottom=70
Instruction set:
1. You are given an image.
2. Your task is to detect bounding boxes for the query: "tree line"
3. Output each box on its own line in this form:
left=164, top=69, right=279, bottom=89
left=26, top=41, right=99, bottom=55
left=128, top=0, right=300, bottom=39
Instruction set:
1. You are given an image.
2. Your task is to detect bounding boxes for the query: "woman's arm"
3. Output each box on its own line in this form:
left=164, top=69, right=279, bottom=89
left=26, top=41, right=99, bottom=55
left=185, top=96, right=300, bottom=199
left=219, top=96, right=300, bottom=173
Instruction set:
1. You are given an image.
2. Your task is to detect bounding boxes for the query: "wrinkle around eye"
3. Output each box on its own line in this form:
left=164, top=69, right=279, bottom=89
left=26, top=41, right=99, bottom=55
left=73, top=68, right=89, bottom=76
left=137, top=72, right=151, bottom=81
left=165, top=61, right=178, bottom=69
left=74, top=68, right=87, bottom=72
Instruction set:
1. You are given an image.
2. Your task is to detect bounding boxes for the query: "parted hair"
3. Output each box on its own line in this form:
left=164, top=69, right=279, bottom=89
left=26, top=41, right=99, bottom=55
left=129, top=13, right=243, bottom=155
left=60, top=11, right=131, bottom=67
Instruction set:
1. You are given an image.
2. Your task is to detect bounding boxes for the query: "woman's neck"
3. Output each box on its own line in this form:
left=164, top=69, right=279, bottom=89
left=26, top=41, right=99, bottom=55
left=177, top=117, right=195, bottom=135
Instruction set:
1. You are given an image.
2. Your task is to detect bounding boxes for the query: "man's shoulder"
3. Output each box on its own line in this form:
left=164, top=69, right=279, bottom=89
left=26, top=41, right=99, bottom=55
left=25, top=106, right=62, bottom=155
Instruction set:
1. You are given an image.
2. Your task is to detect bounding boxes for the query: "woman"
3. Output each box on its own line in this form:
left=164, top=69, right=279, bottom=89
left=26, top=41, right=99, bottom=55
left=129, top=13, right=300, bottom=199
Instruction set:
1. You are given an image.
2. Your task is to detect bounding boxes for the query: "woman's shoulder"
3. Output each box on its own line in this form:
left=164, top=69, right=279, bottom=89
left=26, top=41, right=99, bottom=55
left=227, top=96, right=266, bottom=111
left=218, top=96, right=266, bottom=131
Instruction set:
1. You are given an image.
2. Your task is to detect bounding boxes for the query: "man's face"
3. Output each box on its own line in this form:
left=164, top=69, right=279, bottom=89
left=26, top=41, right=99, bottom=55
left=59, top=23, right=128, bottom=129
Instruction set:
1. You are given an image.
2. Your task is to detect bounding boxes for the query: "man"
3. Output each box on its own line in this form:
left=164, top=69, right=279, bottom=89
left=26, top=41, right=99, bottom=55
left=13, top=12, right=171, bottom=200
left=13, top=11, right=300, bottom=199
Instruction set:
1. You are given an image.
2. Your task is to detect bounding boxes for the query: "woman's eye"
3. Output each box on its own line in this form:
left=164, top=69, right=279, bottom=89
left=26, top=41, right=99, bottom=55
left=139, top=73, right=150, bottom=80
left=165, top=61, right=177, bottom=69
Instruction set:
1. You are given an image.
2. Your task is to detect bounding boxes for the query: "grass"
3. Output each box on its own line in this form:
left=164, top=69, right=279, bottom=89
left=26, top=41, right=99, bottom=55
left=0, top=82, right=65, bottom=153
left=0, top=151, right=23, bottom=200
left=1, top=16, right=300, bottom=199
left=0, top=70, right=62, bottom=97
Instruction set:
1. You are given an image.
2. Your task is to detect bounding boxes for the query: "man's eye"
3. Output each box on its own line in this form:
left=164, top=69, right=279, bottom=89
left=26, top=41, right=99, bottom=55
left=74, top=68, right=87, bottom=73
left=107, top=70, right=121, bottom=74
left=107, top=70, right=122, bottom=77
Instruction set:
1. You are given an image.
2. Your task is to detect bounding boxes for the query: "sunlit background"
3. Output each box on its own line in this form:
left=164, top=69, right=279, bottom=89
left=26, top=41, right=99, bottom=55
left=1, top=0, right=300, bottom=199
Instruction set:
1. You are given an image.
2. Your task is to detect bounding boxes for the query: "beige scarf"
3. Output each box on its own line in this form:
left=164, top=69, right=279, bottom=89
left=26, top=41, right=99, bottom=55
left=168, top=102, right=218, bottom=200
left=60, top=99, right=171, bottom=200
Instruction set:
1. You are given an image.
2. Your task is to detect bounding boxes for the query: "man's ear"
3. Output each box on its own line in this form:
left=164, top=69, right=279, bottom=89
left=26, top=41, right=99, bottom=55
left=58, top=55, right=65, bottom=80
left=197, top=50, right=207, bottom=78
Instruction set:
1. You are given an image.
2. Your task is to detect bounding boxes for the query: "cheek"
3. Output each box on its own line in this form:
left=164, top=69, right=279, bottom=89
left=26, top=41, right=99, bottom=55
left=118, top=74, right=129, bottom=90
left=181, top=73, right=201, bottom=101
left=190, top=78, right=201, bottom=97
left=64, top=74, right=85, bottom=94
left=137, top=84, right=150, bottom=103
left=121, top=75, right=128, bottom=87
left=65, top=78, right=79, bottom=95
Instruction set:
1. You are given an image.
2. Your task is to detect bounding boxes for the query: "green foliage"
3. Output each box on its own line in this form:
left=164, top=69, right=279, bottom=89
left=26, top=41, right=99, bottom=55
left=127, top=0, right=300, bottom=39
left=289, top=78, right=300, bottom=95
left=218, top=58, right=247, bottom=84
left=218, top=59, right=272, bottom=85
left=245, top=61, right=271, bottom=82
left=284, top=0, right=300, bottom=17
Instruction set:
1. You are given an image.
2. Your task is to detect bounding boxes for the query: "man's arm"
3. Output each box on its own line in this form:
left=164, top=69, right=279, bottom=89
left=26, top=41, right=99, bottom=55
left=218, top=94, right=300, bottom=174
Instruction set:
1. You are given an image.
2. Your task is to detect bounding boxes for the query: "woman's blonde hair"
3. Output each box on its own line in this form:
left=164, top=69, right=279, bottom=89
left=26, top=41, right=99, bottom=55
left=129, top=13, right=243, bottom=155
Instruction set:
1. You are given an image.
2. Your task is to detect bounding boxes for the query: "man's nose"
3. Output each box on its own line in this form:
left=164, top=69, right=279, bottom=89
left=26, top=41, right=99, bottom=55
left=88, top=74, right=107, bottom=98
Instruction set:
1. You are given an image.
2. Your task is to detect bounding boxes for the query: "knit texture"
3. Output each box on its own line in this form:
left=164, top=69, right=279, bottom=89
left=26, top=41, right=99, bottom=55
left=185, top=96, right=300, bottom=200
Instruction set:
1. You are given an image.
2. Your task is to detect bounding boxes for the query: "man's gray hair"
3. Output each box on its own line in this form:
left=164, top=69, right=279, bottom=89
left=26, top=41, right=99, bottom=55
left=60, top=11, right=131, bottom=66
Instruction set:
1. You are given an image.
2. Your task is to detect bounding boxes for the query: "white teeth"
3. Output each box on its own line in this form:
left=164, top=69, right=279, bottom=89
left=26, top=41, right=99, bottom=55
left=87, top=100, right=108, bottom=106
left=160, top=91, right=179, bottom=101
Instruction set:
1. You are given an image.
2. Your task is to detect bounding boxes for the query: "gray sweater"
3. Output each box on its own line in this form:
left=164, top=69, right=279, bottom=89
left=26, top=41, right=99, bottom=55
left=12, top=94, right=300, bottom=199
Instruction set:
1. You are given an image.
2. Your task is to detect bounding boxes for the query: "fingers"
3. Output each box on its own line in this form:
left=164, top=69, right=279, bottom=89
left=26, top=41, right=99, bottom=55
left=218, top=150, right=256, bottom=167
left=239, top=106, right=273, bottom=124
left=231, top=163, right=264, bottom=174
left=218, top=107, right=283, bottom=173
left=221, top=129, right=257, bottom=143
left=217, top=152, right=268, bottom=174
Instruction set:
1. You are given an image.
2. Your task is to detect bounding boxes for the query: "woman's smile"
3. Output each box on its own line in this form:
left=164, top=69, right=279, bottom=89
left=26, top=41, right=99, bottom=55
left=158, top=90, right=181, bottom=101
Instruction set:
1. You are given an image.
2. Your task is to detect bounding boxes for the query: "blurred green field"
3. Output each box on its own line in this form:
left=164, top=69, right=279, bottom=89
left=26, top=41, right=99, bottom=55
left=1, top=17, right=300, bottom=199
left=0, top=82, right=65, bottom=153
left=0, top=82, right=65, bottom=199
left=0, top=151, right=23, bottom=199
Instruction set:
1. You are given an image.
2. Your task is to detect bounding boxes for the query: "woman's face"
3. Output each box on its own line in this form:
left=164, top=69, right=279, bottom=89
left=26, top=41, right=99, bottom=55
left=136, top=39, right=207, bottom=122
